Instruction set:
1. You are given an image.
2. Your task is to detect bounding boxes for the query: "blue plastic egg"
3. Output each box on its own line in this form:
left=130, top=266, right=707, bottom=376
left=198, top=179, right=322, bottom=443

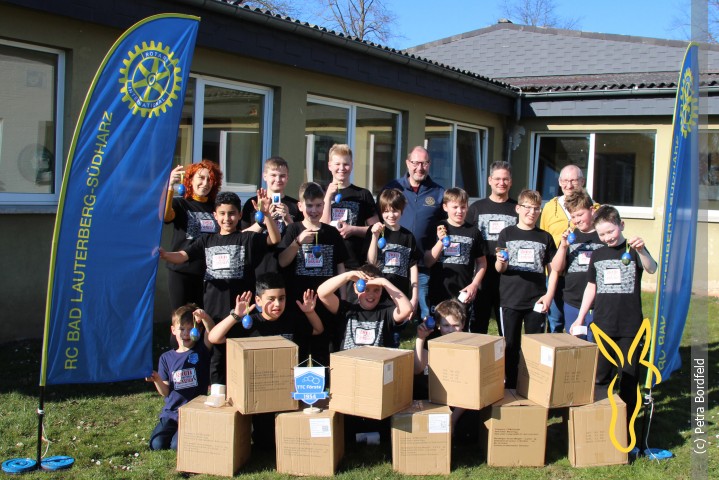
left=177, top=184, right=186, bottom=196
left=567, top=232, right=576, bottom=244
left=242, top=314, right=253, bottom=329
left=190, top=327, right=200, bottom=341
left=254, top=210, right=264, bottom=223
left=499, top=250, right=509, bottom=261
left=442, top=236, right=451, bottom=248
left=356, top=279, right=366, bottom=293
left=377, top=237, right=387, bottom=249
left=334, top=193, right=342, bottom=203
left=621, top=252, right=631, bottom=265
left=425, top=316, right=436, bottom=329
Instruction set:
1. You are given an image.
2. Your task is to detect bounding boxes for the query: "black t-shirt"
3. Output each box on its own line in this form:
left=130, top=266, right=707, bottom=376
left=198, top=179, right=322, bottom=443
left=185, top=231, right=267, bottom=320
left=496, top=225, right=556, bottom=310
left=166, top=197, right=218, bottom=275
left=222, top=311, right=297, bottom=342
left=328, top=184, right=377, bottom=269
left=239, top=194, right=301, bottom=235
left=587, top=242, right=644, bottom=337
left=426, top=221, right=487, bottom=306
left=362, top=226, right=421, bottom=297
left=336, top=299, right=396, bottom=350
left=562, top=230, right=604, bottom=308
left=467, top=197, right=518, bottom=258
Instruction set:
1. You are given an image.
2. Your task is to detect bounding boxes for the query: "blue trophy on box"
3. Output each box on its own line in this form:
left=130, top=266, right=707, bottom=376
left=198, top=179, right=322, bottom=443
left=292, top=356, right=329, bottom=414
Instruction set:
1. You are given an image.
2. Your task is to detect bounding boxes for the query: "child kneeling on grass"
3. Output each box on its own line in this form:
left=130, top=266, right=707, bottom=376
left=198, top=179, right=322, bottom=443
left=146, top=304, right=215, bottom=451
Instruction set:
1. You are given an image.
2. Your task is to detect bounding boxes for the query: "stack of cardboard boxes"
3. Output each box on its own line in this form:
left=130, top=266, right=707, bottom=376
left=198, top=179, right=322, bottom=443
left=175, top=332, right=626, bottom=476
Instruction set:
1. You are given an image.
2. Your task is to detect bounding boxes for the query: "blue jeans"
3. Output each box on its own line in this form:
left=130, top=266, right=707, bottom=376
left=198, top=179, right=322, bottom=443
left=149, top=417, right=178, bottom=451
left=418, top=268, right=430, bottom=320
left=547, top=276, right=565, bottom=333
left=563, top=303, right=595, bottom=342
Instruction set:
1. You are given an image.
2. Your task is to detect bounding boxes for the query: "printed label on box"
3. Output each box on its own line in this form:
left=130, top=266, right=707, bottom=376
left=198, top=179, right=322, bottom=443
left=309, top=418, right=332, bottom=438
left=540, top=345, right=554, bottom=367
left=494, top=339, right=504, bottom=361
left=383, top=361, right=394, bottom=385
left=428, top=413, right=450, bottom=433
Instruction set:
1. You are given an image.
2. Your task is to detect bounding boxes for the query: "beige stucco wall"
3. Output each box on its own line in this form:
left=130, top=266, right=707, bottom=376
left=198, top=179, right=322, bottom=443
left=0, top=4, right=507, bottom=341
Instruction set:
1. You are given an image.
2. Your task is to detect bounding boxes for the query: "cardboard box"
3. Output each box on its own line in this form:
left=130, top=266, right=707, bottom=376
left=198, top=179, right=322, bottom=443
left=391, top=401, right=452, bottom=475
left=329, top=346, right=413, bottom=420
left=480, top=389, right=548, bottom=467
left=516, top=333, right=597, bottom=408
left=568, top=391, right=628, bottom=467
left=226, top=336, right=298, bottom=414
left=177, top=395, right=251, bottom=477
left=427, top=332, right=505, bottom=410
left=275, top=410, right=344, bottom=476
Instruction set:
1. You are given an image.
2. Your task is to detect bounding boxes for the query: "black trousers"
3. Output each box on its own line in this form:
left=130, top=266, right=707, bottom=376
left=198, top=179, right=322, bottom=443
left=500, top=306, right=546, bottom=389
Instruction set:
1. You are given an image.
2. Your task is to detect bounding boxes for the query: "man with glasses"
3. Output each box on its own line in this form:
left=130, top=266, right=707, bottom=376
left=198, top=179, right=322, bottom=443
left=467, top=161, right=518, bottom=335
left=381, top=146, right=445, bottom=321
left=539, top=164, right=586, bottom=333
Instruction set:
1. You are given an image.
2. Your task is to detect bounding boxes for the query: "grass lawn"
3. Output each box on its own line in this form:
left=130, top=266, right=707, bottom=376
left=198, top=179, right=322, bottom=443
left=0, top=294, right=716, bottom=479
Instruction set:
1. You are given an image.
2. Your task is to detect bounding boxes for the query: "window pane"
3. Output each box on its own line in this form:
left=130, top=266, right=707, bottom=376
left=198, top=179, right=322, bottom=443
left=535, top=136, right=589, bottom=200
left=456, top=129, right=480, bottom=197
left=355, top=107, right=398, bottom=194
left=425, top=119, right=452, bottom=189
left=700, top=131, right=719, bottom=211
left=593, top=133, right=654, bottom=207
left=306, top=102, right=348, bottom=187
left=203, top=85, right=263, bottom=188
left=173, top=77, right=194, bottom=166
left=0, top=43, right=57, bottom=194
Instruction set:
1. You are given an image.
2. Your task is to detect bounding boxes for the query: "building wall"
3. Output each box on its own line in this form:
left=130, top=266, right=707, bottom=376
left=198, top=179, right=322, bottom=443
left=0, top=4, right=507, bottom=340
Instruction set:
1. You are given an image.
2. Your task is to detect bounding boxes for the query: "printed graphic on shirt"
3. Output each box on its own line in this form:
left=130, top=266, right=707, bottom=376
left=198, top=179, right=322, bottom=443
left=567, top=243, right=604, bottom=273
left=594, top=259, right=637, bottom=294
left=295, top=244, right=336, bottom=277
left=506, top=240, right=547, bottom=274
left=343, top=318, right=384, bottom=349
left=440, top=235, right=473, bottom=265
left=476, top=214, right=517, bottom=241
left=186, top=211, right=217, bottom=239
left=331, top=201, right=361, bottom=225
left=171, top=367, right=199, bottom=390
left=205, top=244, right=245, bottom=280
left=380, top=244, right=412, bottom=278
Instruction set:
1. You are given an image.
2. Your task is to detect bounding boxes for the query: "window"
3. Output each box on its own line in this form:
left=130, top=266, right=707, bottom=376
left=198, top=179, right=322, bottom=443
left=0, top=40, right=64, bottom=206
left=700, top=131, right=719, bottom=221
left=305, top=96, right=400, bottom=194
left=532, top=132, right=656, bottom=217
left=425, top=118, right=487, bottom=198
left=176, top=77, right=272, bottom=194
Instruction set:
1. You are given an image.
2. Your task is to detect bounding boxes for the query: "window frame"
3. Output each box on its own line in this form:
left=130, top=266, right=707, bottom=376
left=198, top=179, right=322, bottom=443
left=530, top=131, right=657, bottom=219
left=191, top=75, right=273, bottom=194
left=425, top=116, right=489, bottom=200
left=305, top=95, right=402, bottom=191
left=0, top=39, right=65, bottom=208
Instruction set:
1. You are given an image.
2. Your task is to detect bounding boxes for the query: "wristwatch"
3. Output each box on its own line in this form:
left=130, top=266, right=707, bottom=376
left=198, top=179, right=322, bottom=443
left=230, top=310, right=241, bottom=322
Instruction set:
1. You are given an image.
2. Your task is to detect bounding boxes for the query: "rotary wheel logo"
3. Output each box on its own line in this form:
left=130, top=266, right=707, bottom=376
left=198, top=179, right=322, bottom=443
left=119, top=41, right=182, bottom=118
left=679, top=67, right=699, bottom=139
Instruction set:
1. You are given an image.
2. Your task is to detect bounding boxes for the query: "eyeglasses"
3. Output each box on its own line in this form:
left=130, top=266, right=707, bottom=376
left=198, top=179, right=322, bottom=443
left=559, top=179, right=581, bottom=186
left=408, top=160, right=430, bottom=169
left=519, top=205, right=542, bottom=213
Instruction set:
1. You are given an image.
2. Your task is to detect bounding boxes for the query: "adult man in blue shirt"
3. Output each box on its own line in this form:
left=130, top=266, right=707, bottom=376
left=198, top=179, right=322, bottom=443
left=382, top=146, right=445, bottom=320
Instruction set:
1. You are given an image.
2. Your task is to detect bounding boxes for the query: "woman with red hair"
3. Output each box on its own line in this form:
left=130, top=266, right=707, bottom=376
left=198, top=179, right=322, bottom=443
left=164, top=159, right=223, bottom=310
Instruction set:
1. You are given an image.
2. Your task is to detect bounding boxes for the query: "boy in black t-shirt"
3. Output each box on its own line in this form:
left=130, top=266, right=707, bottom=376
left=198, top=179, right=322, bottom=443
left=160, top=190, right=280, bottom=384
left=495, top=189, right=559, bottom=388
left=320, top=144, right=380, bottom=270
left=278, top=182, right=349, bottom=365
left=425, top=188, right=488, bottom=318
left=551, top=190, right=604, bottom=342
left=316, top=264, right=413, bottom=350
left=207, top=272, right=321, bottom=449
left=241, top=157, right=302, bottom=276
left=571, top=205, right=656, bottom=422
